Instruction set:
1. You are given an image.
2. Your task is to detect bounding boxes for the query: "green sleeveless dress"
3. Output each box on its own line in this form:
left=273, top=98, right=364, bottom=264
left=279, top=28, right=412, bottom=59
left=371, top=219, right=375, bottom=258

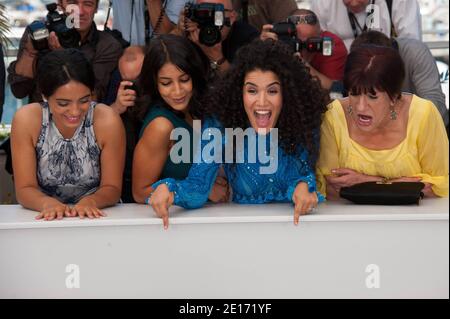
left=140, top=104, right=193, bottom=180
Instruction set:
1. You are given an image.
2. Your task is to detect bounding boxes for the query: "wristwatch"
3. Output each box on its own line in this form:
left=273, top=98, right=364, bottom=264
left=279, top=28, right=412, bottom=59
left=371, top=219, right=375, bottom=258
left=210, top=57, right=226, bottom=70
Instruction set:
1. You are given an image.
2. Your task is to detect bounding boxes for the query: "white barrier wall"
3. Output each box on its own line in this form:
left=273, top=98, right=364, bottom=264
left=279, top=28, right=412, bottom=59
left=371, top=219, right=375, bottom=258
left=0, top=199, right=448, bottom=299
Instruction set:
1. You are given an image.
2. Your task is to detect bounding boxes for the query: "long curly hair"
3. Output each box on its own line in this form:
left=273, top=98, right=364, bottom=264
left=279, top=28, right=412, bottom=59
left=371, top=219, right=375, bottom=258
left=133, top=34, right=208, bottom=121
left=200, top=39, right=329, bottom=166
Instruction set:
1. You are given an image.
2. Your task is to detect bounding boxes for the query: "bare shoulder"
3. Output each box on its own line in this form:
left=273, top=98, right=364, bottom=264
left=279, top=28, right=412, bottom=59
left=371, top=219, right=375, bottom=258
left=13, top=103, right=41, bottom=123
left=93, top=104, right=125, bottom=148
left=11, top=103, right=42, bottom=139
left=93, top=103, right=123, bottom=128
left=141, top=116, right=174, bottom=139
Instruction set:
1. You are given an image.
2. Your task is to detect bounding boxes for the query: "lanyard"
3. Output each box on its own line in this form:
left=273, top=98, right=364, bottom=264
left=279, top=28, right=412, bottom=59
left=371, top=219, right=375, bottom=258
left=347, top=0, right=376, bottom=39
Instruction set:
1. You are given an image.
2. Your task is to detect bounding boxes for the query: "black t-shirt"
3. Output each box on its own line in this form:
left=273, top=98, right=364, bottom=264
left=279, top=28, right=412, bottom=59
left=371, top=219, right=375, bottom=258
left=222, top=20, right=259, bottom=63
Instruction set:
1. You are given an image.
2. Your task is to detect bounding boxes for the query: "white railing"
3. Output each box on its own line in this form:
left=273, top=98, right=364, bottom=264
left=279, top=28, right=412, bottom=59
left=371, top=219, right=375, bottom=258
left=0, top=199, right=448, bottom=298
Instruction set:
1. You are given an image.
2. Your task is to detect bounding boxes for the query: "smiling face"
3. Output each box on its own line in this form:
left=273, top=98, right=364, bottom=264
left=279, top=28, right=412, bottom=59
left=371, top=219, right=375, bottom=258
left=46, top=80, right=92, bottom=137
left=348, top=89, right=395, bottom=132
left=243, top=69, right=283, bottom=134
left=157, top=63, right=193, bottom=113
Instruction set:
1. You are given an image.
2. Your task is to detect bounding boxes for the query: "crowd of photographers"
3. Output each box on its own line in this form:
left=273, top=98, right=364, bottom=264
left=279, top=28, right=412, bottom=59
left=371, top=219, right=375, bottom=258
left=3, top=0, right=449, bottom=204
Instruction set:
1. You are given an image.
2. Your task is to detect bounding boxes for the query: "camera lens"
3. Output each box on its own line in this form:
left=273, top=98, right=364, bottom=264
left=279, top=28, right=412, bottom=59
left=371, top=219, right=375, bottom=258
left=199, top=26, right=221, bottom=47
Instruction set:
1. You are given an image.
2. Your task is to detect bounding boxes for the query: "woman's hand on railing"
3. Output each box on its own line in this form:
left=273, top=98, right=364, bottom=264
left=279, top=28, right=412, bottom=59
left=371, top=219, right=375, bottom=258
left=149, top=184, right=174, bottom=230
left=71, top=198, right=106, bottom=219
left=36, top=198, right=72, bottom=221
left=292, top=182, right=318, bottom=225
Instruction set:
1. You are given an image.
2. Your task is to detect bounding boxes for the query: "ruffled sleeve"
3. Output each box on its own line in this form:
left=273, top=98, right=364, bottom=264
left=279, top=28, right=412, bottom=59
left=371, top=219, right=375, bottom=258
left=286, top=145, right=326, bottom=203
left=414, top=101, right=449, bottom=197
left=316, top=103, right=341, bottom=197
left=151, top=118, right=223, bottom=209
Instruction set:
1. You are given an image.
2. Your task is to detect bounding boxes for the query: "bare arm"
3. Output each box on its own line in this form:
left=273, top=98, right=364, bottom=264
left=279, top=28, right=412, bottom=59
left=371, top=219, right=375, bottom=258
left=79, top=104, right=126, bottom=208
left=307, top=64, right=333, bottom=91
left=11, top=104, right=68, bottom=215
left=7, top=31, right=38, bottom=99
left=132, top=117, right=173, bottom=203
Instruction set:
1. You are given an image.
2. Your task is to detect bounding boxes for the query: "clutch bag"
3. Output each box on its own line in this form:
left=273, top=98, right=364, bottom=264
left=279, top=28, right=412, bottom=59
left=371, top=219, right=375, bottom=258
left=339, top=182, right=425, bottom=205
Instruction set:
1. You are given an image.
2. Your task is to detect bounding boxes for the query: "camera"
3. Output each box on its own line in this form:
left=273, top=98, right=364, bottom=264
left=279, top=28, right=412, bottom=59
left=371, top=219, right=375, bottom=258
left=184, top=2, right=230, bottom=47
left=28, top=2, right=80, bottom=51
left=272, top=22, right=333, bottom=56
left=124, top=81, right=138, bottom=93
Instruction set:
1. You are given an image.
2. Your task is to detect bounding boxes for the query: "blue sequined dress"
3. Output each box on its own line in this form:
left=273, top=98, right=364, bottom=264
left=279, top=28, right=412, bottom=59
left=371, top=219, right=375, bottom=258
left=152, top=119, right=324, bottom=209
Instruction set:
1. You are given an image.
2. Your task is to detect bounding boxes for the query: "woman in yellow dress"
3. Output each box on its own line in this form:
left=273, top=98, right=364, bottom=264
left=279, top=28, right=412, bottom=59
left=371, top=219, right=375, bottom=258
left=317, top=45, right=449, bottom=200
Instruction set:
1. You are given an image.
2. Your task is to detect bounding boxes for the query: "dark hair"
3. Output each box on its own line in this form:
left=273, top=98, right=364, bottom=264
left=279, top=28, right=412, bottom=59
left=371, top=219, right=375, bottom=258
left=36, top=48, right=95, bottom=98
left=351, top=30, right=399, bottom=52
left=200, top=39, right=329, bottom=166
left=135, top=34, right=208, bottom=120
left=344, top=45, right=405, bottom=101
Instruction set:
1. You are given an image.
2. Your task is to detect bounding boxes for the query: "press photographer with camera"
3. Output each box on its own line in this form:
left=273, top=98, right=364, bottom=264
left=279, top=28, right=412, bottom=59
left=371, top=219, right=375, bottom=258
left=8, top=0, right=123, bottom=103
left=176, top=0, right=259, bottom=75
left=260, top=9, right=348, bottom=92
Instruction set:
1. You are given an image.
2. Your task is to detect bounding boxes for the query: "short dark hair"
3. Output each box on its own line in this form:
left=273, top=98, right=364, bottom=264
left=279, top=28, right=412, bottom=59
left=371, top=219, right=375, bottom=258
left=135, top=34, right=208, bottom=120
left=351, top=30, right=398, bottom=51
left=344, top=45, right=405, bottom=100
left=37, top=49, right=95, bottom=98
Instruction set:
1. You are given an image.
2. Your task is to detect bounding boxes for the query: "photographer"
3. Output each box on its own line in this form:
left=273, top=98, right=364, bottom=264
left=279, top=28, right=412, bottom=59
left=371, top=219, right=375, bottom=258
left=8, top=0, right=123, bottom=103
left=176, top=0, right=259, bottom=75
left=104, top=46, right=145, bottom=203
left=311, top=0, right=422, bottom=51
left=261, top=9, right=348, bottom=91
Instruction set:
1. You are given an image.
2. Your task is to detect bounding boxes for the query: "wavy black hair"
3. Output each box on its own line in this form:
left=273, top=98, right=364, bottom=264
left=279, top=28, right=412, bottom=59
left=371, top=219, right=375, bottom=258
left=134, top=34, right=208, bottom=120
left=200, top=39, right=329, bottom=166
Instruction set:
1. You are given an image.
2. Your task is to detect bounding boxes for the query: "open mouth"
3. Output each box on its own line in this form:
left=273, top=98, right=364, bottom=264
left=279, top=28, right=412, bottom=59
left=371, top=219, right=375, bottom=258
left=357, top=114, right=373, bottom=126
left=254, top=110, right=272, bottom=128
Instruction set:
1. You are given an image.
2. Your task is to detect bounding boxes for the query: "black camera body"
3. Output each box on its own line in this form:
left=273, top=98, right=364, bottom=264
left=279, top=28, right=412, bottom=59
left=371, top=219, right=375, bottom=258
left=28, top=2, right=80, bottom=51
left=184, top=2, right=230, bottom=47
left=124, top=81, right=138, bottom=93
left=272, top=22, right=333, bottom=56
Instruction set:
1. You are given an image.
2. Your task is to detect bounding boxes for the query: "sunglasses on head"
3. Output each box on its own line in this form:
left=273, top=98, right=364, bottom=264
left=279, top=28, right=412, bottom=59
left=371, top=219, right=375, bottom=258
left=287, top=14, right=318, bottom=25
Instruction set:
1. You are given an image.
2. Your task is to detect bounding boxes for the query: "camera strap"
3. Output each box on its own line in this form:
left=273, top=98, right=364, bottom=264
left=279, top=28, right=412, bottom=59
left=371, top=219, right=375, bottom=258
left=347, top=0, right=375, bottom=39
left=147, top=0, right=168, bottom=42
left=385, top=0, right=398, bottom=38
left=241, top=0, right=249, bottom=24
left=130, top=0, right=135, bottom=42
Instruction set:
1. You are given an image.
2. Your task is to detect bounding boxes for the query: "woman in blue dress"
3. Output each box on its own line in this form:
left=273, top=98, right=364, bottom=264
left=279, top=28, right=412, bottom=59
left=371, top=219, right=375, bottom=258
left=148, top=39, right=330, bottom=228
